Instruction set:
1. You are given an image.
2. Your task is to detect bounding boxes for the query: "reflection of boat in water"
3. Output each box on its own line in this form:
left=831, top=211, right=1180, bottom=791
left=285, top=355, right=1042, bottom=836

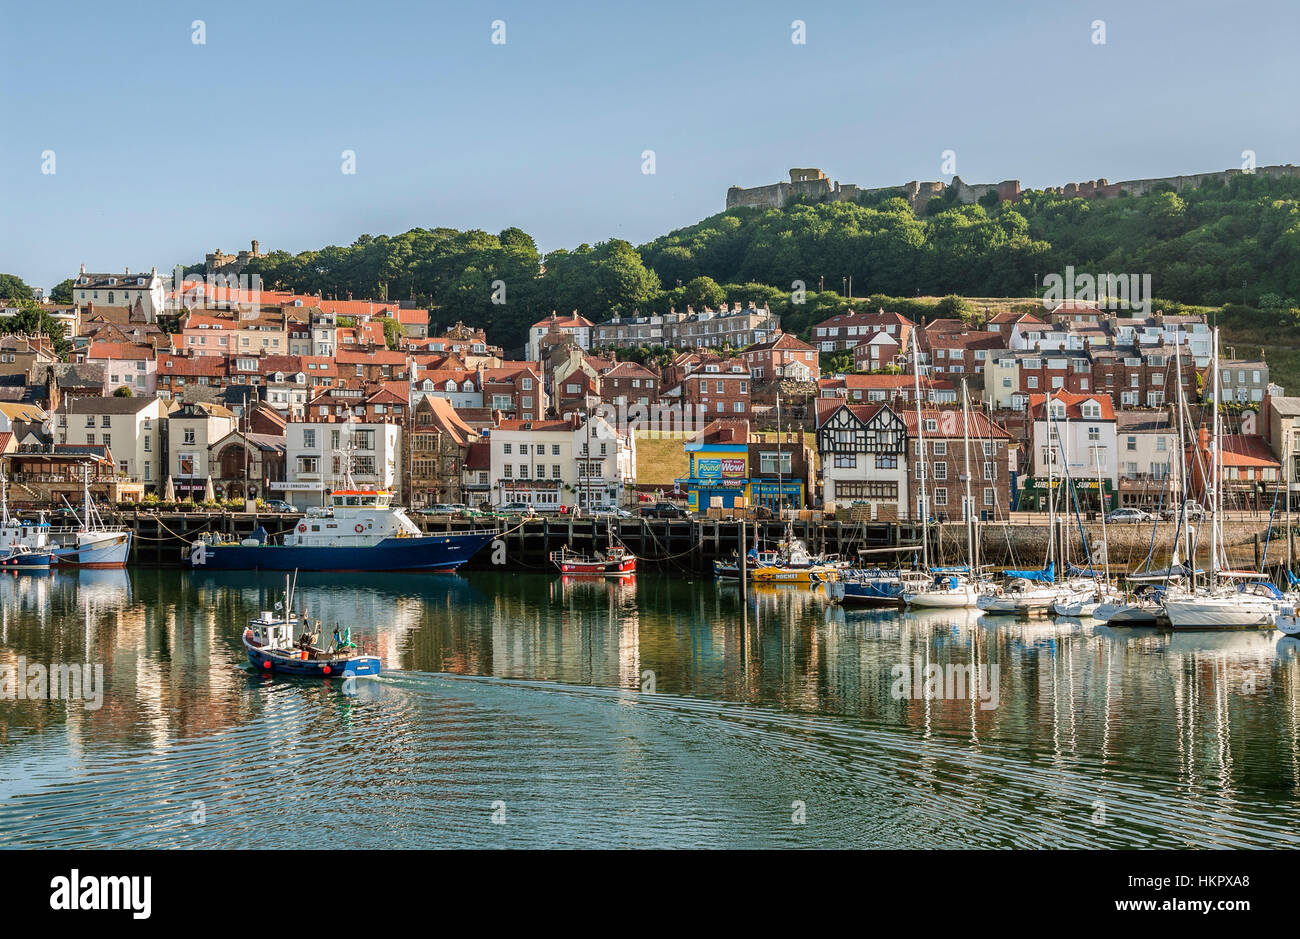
left=899, top=605, right=985, bottom=630
left=70, top=568, right=132, bottom=607
left=1164, top=628, right=1279, bottom=657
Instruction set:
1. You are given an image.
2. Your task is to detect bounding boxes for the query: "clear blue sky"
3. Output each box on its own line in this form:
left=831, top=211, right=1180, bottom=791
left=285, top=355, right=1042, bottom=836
left=3, top=0, right=1297, bottom=291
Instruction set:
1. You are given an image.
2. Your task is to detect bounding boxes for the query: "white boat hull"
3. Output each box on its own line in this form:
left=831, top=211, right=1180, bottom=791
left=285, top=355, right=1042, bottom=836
left=904, top=585, right=981, bottom=608
left=1164, top=595, right=1276, bottom=630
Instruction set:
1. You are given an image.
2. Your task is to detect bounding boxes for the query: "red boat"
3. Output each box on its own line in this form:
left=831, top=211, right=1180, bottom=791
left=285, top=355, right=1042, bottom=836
left=550, top=545, right=637, bottom=576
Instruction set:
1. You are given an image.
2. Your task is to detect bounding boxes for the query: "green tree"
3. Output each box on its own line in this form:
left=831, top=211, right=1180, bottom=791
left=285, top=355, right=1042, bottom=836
left=113, top=386, right=134, bottom=397
left=378, top=316, right=404, bottom=349
left=0, top=274, right=32, bottom=301
left=50, top=278, right=75, bottom=304
left=681, top=275, right=726, bottom=310
left=3, top=298, right=70, bottom=355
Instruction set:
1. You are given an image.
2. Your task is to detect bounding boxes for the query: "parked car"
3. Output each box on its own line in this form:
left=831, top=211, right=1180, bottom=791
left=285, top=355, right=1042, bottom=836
left=419, top=503, right=470, bottom=517
left=590, top=507, right=634, bottom=519
left=1105, top=508, right=1152, bottom=524
left=1161, top=501, right=1207, bottom=521
left=263, top=499, right=296, bottom=513
left=640, top=502, right=689, bottom=519
left=497, top=501, right=535, bottom=516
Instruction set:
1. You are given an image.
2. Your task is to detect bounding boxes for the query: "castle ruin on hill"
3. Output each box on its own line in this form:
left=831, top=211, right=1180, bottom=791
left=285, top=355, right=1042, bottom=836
left=726, top=164, right=1300, bottom=213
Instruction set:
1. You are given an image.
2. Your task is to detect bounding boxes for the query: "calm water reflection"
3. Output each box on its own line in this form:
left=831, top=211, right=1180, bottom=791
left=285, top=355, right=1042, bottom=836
left=2, top=568, right=1299, bottom=848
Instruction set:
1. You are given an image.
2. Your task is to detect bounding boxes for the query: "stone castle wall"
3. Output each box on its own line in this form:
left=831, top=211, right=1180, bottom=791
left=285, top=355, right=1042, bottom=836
left=726, top=164, right=1300, bottom=213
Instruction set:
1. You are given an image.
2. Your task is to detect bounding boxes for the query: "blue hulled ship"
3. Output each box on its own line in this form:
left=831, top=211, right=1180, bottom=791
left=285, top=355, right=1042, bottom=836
left=189, top=488, right=497, bottom=572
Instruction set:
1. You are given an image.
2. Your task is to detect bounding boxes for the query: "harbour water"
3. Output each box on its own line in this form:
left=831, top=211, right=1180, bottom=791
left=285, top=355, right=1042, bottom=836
left=2, top=568, right=1300, bottom=848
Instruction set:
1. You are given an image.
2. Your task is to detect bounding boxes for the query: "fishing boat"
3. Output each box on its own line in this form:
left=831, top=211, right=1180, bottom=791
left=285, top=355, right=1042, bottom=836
left=749, top=538, right=841, bottom=584
left=1, top=470, right=130, bottom=568
left=0, top=544, right=55, bottom=571
left=189, top=488, right=496, bottom=572
left=242, top=576, right=381, bottom=677
left=826, top=568, right=904, bottom=606
left=550, top=545, right=637, bottom=576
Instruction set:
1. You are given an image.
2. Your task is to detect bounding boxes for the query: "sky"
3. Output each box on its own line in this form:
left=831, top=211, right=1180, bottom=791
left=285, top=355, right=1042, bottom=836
left=2, top=0, right=1298, bottom=291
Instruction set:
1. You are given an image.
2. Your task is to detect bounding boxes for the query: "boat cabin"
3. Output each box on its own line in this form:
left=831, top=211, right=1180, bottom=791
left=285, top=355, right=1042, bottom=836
left=246, top=613, right=297, bottom=649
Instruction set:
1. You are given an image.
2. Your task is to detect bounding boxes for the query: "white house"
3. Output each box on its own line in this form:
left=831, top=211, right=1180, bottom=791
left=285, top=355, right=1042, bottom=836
left=1028, top=391, right=1119, bottom=490
left=488, top=414, right=634, bottom=511
left=527, top=312, right=593, bottom=362
left=59, top=395, right=169, bottom=487
left=72, top=265, right=166, bottom=321
left=277, top=419, right=403, bottom=509
left=167, top=402, right=237, bottom=499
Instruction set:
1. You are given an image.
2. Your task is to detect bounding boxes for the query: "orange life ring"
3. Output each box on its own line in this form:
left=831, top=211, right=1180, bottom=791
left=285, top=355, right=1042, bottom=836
left=354, top=524, right=364, bottom=533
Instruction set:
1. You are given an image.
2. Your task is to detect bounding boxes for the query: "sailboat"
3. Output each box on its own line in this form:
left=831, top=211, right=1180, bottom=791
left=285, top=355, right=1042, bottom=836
left=5, top=466, right=132, bottom=568
left=980, top=389, right=1083, bottom=615
left=902, top=369, right=983, bottom=608
left=1163, top=328, right=1280, bottom=629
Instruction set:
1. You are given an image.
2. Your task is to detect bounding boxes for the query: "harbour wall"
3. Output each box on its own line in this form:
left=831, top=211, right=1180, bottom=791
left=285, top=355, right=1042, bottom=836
left=117, top=511, right=1292, bottom=573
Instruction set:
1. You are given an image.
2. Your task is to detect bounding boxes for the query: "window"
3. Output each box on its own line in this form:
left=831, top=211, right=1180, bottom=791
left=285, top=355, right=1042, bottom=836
left=984, top=488, right=995, bottom=506
left=519, top=444, right=529, bottom=456
left=933, top=462, right=947, bottom=480
left=551, top=445, right=560, bottom=456
left=834, top=454, right=857, bottom=469
left=1088, top=426, right=1100, bottom=442
left=303, top=429, right=316, bottom=449
left=933, top=487, right=948, bottom=506
left=1127, top=436, right=1137, bottom=451
left=503, top=443, right=512, bottom=454
left=297, top=457, right=319, bottom=474
left=876, top=454, right=897, bottom=469
left=759, top=452, right=793, bottom=474
left=552, top=464, right=561, bottom=479
left=933, top=441, right=946, bottom=456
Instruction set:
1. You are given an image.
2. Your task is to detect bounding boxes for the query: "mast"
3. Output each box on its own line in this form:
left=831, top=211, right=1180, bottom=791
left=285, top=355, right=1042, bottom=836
left=1045, top=388, right=1055, bottom=574
left=1210, top=327, right=1220, bottom=587
left=776, top=392, right=784, bottom=523
left=961, top=379, right=976, bottom=574
left=1173, top=340, right=1192, bottom=585
left=911, top=329, right=929, bottom=569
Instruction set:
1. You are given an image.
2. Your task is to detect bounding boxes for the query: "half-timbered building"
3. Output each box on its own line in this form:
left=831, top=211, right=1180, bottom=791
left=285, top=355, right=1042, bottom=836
left=815, top=403, right=908, bottom=519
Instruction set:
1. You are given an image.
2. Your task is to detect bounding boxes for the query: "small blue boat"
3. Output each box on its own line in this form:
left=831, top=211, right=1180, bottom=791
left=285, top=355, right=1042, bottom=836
left=243, top=613, right=381, bottom=677
left=827, top=568, right=904, bottom=606
left=0, top=545, right=55, bottom=571
left=242, top=575, right=381, bottom=678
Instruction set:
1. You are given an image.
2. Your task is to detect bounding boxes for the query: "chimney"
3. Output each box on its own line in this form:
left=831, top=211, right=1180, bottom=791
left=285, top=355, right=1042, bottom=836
left=125, top=266, right=130, bottom=275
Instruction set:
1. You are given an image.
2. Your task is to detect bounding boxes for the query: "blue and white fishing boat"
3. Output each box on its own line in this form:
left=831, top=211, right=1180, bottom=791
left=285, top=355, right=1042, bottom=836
left=0, top=544, right=54, bottom=571
left=243, top=575, right=381, bottom=677
left=826, top=568, right=904, bottom=606
left=2, top=470, right=131, bottom=568
left=190, top=487, right=496, bottom=572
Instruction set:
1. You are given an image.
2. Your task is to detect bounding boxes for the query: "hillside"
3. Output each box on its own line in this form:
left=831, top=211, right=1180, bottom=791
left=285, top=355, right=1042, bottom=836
left=143, top=170, right=1300, bottom=356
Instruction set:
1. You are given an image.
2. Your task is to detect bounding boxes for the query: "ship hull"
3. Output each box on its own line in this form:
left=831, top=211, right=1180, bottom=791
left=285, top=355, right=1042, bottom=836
left=190, top=532, right=496, bottom=572
left=52, top=532, right=132, bottom=569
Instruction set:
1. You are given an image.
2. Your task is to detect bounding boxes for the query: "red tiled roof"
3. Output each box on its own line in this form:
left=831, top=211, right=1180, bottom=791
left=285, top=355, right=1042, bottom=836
left=1027, top=391, right=1117, bottom=420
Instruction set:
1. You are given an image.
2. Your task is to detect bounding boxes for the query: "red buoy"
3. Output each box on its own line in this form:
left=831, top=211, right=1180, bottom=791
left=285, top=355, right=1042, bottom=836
left=323, top=665, right=331, bottom=675
left=262, top=660, right=271, bottom=669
